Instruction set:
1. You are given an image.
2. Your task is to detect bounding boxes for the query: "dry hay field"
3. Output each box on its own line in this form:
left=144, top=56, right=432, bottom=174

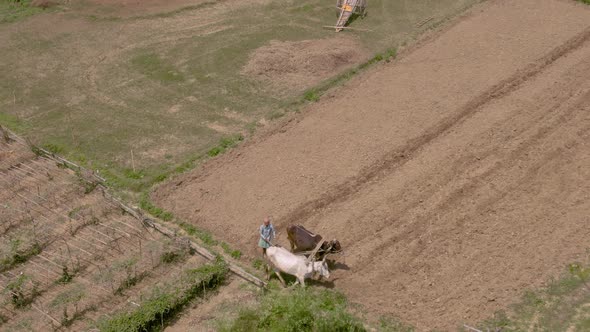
left=153, top=0, right=590, bottom=330
left=0, top=134, right=242, bottom=331
left=0, top=0, right=478, bottom=192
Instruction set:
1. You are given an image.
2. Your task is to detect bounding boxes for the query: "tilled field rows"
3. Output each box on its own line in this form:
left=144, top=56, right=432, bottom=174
left=0, top=136, right=211, bottom=331
left=328, top=37, right=590, bottom=330
left=154, top=0, right=590, bottom=330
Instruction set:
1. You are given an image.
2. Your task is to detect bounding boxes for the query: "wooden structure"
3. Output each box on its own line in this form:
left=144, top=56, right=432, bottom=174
left=334, top=0, right=367, bottom=32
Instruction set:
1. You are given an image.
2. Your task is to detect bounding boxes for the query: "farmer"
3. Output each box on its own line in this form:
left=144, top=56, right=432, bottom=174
left=258, top=216, right=276, bottom=257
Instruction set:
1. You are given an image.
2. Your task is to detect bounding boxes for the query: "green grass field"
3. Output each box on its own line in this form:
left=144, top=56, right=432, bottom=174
left=0, top=0, right=478, bottom=194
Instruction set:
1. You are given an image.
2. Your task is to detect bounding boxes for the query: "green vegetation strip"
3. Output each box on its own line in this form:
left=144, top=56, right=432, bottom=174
left=139, top=193, right=243, bottom=260
left=476, top=262, right=590, bottom=331
left=98, top=259, right=228, bottom=332
left=94, top=133, right=243, bottom=194
left=218, top=285, right=413, bottom=332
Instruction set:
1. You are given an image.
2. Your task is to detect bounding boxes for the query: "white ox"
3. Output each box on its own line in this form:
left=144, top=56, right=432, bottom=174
left=265, top=246, right=330, bottom=287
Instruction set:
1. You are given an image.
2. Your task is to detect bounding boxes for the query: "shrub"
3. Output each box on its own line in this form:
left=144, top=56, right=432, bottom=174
left=0, top=239, right=42, bottom=272
left=57, top=266, right=74, bottom=284
left=219, top=287, right=366, bottom=332
left=114, top=272, right=148, bottom=296
left=5, top=274, right=39, bottom=308
left=160, top=251, right=180, bottom=264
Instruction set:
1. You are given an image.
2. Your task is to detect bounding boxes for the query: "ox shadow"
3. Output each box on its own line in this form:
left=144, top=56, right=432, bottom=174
left=307, top=278, right=336, bottom=289
left=267, top=272, right=337, bottom=289
left=328, top=259, right=350, bottom=271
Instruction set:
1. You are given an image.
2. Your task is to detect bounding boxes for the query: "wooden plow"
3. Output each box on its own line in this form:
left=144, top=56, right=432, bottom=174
left=305, top=240, right=326, bottom=263
left=296, top=242, right=343, bottom=260
left=332, top=0, right=367, bottom=32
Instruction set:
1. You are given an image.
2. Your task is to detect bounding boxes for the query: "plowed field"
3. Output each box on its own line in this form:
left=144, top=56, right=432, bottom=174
left=154, top=0, right=590, bottom=330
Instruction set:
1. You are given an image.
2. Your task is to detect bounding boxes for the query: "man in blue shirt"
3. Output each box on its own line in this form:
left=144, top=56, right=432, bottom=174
left=258, top=216, right=276, bottom=257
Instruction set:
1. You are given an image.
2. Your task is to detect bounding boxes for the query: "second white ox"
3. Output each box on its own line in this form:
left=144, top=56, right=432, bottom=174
left=265, top=246, right=330, bottom=287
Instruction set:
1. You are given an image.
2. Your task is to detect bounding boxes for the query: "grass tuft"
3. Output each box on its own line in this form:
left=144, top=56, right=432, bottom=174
left=221, top=242, right=242, bottom=260
left=251, top=258, right=264, bottom=271
left=379, top=316, right=415, bottom=332
left=178, top=221, right=218, bottom=246
left=123, top=168, right=144, bottom=180
left=0, top=0, right=45, bottom=24
left=42, top=143, right=65, bottom=155
left=139, top=193, right=174, bottom=221
left=207, top=134, right=244, bottom=157
left=303, top=90, right=320, bottom=102
left=138, top=194, right=229, bottom=251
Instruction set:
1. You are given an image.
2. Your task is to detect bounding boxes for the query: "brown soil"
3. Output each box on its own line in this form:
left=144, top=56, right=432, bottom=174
left=153, top=0, right=590, bottom=330
left=242, top=37, right=370, bottom=95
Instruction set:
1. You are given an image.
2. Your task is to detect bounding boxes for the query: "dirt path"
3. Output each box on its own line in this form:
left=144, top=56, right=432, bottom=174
left=154, top=0, right=590, bottom=329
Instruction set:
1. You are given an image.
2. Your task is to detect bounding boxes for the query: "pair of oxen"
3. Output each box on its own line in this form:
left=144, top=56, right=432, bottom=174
left=264, top=225, right=342, bottom=287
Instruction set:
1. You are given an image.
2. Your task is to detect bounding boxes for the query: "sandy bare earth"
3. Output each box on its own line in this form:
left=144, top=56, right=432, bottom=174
left=153, top=0, right=590, bottom=329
